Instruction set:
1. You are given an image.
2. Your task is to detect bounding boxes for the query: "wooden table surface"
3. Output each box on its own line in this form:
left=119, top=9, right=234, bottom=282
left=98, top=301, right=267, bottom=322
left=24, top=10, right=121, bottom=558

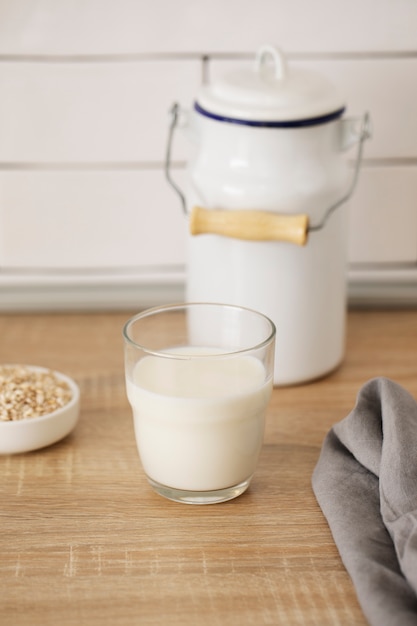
left=1, top=309, right=416, bottom=626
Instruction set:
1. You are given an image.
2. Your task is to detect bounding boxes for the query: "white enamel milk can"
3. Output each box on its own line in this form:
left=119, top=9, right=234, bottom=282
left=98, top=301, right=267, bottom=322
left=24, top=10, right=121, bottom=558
left=166, top=45, right=371, bottom=385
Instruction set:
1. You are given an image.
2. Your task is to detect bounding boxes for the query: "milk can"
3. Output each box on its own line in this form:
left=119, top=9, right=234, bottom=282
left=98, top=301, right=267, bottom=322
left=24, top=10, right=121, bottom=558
left=166, top=45, right=371, bottom=385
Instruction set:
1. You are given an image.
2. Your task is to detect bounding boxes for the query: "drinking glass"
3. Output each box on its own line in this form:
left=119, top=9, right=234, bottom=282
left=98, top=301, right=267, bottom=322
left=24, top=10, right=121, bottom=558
left=123, top=302, right=275, bottom=504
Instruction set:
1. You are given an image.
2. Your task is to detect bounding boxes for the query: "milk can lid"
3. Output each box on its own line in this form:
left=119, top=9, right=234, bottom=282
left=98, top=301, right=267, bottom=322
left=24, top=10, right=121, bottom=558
left=195, top=45, right=346, bottom=127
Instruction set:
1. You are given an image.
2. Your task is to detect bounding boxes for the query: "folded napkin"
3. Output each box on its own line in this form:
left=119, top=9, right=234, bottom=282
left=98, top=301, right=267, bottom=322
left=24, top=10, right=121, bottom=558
left=312, top=377, right=417, bottom=626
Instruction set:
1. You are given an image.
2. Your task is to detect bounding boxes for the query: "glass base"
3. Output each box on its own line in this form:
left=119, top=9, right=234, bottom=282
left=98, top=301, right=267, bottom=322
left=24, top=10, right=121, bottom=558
left=147, top=476, right=252, bottom=504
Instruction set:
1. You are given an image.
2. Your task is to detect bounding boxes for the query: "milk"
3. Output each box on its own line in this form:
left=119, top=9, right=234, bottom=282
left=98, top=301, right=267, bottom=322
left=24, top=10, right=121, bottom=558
left=126, top=347, right=272, bottom=492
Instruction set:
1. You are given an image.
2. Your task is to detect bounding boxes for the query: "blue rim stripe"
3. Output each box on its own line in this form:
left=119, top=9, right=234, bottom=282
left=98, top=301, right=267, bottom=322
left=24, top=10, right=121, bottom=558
left=194, top=101, right=345, bottom=128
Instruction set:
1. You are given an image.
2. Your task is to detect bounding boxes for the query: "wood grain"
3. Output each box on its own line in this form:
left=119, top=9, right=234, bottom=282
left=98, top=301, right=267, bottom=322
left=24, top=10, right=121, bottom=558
left=1, top=309, right=416, bottom=626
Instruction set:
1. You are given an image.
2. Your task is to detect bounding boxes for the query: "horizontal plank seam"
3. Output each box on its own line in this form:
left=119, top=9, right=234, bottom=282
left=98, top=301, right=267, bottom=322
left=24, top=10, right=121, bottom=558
left=0, top=50, right=417, bottom=63
left=0, top=159, right=417, bottom=171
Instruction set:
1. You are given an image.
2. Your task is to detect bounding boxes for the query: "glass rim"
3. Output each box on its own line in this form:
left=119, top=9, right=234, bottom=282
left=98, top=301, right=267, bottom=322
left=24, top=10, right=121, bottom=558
left=122, top=302, right=276, bottom=359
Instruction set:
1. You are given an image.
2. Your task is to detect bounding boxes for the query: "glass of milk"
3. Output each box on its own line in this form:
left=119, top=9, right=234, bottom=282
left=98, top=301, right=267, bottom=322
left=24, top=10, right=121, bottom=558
left=123, top=303, right=275, bottom=504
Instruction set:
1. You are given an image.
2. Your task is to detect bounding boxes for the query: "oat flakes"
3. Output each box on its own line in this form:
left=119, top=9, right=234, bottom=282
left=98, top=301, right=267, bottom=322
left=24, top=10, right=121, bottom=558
left=0, top=365, right=73, bottom=421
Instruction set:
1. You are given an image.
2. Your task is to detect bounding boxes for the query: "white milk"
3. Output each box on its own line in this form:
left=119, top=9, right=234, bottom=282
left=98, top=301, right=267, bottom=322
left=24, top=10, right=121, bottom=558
left=126, top=347, right=272, bottom=492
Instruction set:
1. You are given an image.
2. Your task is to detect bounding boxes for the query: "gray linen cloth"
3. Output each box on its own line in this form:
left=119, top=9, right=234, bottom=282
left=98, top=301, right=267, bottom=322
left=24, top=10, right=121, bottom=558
left=312, top=377, right=417, bottom=626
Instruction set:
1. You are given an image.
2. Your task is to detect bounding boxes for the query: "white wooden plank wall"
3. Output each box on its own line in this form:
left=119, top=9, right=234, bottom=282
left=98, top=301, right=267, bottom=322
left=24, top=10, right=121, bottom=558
left=0, top=0, right=416, bottom=310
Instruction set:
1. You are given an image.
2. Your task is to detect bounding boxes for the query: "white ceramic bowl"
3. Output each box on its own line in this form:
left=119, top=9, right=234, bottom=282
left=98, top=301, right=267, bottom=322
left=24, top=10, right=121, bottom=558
left=0, top=365, right=80, bottom=454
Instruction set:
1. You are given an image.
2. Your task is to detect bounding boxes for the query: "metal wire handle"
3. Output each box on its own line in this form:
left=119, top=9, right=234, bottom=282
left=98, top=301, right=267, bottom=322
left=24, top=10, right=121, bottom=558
left=309, top=111, right=372, bottom=232
left=164, top=103, right=187, bottom=216
left=165, top=103, right=372, bottom=232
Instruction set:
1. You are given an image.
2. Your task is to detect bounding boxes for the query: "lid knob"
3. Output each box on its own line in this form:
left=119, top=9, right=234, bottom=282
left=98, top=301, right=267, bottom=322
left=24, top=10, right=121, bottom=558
left=255, top=44, right=287, bottom=81
left=195, top=44, right=345, bottom=124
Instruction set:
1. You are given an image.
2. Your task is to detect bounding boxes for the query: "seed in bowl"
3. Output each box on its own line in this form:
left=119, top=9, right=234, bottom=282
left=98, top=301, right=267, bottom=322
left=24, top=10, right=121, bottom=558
left=0, top=365, right=73, bottom=422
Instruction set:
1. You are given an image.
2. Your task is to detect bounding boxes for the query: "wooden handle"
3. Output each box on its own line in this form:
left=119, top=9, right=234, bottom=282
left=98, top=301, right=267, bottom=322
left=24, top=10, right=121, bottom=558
left=190, top=206, right=309, bottom=246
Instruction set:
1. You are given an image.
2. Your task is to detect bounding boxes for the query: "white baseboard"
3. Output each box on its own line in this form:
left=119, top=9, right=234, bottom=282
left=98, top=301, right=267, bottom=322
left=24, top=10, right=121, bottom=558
left=348, top=266, right=417, bottom=307
left=0, top=266, right=415, bottom=312
left=0, top=269, right=186, bottom=312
